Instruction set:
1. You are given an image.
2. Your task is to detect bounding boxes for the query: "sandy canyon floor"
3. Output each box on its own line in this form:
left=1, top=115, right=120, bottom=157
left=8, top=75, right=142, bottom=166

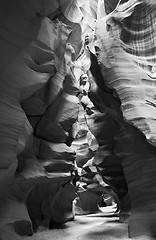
left=28, top=206, right=130, bottom=240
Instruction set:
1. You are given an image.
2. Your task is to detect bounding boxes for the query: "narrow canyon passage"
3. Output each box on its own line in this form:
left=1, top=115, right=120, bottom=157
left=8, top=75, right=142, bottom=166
left=1, top=1, right=156, bottom=239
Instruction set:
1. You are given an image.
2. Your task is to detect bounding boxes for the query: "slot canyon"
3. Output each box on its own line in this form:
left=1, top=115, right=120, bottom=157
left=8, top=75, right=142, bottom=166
left=0, top=0, right=156, bottom=239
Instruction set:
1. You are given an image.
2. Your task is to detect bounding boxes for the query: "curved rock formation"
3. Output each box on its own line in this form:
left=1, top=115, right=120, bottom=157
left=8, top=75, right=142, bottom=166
left=95, top=0, right=156, bottom=237
left=0, top=0, right=156, bottom=239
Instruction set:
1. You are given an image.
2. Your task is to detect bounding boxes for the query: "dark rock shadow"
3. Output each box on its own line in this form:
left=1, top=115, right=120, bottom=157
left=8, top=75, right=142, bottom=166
left=49, top=221, right=69, bottom=230
left=84, top=213, right=119, bottom=218
left=106, top=219, right=120, bottom=224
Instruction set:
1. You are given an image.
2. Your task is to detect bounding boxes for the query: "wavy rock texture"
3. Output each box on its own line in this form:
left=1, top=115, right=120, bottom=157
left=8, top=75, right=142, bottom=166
left=94, top=0, right=156, bottom=237
left=1, top=0, right=156, bottom=239
left=97, top=1, right=156, bottom=146
left=0, top=0, right=101, bottom=239
left=0, top=1, right=82, bottom=239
